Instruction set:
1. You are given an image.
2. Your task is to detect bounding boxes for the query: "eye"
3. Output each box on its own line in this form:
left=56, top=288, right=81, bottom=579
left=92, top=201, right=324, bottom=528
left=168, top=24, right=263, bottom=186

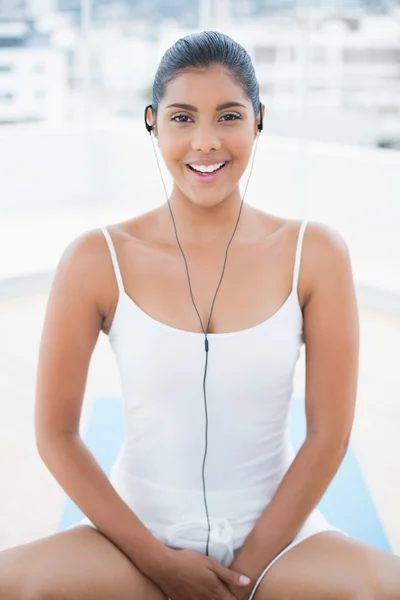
left=170, top=113, right=192, bottom=123
left=220, top=112, right=242, bottom=122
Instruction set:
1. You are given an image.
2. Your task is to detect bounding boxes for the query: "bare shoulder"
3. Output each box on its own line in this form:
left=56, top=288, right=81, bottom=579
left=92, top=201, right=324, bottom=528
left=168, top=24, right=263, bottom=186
left=303, top=219, right=351, bottom=259
left=54, top=227, right=113, bottom=312
left=58, top=226, right=109, bottom=270
left=254, top=210, right=352, bottom=296
left=45, top=226, right=126, bottom=340
left=301, top=219, right=353, bottom=303
left=272, top=214, right=350, bottom=257
left=299, top=220, right=359, bottom=360
left=258, top=215, right=353, bottom=311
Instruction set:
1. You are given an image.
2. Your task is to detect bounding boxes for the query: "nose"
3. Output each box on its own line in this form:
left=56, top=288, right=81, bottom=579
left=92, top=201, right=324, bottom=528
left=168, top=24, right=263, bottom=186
left=191, top=124, right=222, bottom=153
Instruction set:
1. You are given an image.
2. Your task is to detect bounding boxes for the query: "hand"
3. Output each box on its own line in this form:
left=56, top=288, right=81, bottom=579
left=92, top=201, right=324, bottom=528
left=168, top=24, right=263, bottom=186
left=226, top=556, right=256, bottom=600
left=152, top=547, right=252, bottom=600
left=227, top=584, right=253, bottom=600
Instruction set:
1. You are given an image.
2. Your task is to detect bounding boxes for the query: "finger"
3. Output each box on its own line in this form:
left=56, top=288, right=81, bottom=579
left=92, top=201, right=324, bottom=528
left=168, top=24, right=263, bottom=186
left=224, top=589, right=239, bottom=600
left=219, top=580, right=241, bottom=600
left=211, top=561, right=252, bottom=588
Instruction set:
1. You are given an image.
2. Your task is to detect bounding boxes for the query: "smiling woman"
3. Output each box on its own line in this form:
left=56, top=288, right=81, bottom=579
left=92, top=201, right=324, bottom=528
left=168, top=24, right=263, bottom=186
left=1, top=30, right=400, bottom=600
left=145, top=75, right=263, bottom=214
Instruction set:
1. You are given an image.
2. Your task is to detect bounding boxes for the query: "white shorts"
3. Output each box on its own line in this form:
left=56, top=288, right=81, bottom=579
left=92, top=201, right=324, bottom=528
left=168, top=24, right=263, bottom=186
left=70, top=506, right=347, bottom=600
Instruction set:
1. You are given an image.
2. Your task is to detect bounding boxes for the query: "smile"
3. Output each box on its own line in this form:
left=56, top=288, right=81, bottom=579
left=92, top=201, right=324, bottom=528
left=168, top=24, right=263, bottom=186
left=185, top=161, right=229, bottom=181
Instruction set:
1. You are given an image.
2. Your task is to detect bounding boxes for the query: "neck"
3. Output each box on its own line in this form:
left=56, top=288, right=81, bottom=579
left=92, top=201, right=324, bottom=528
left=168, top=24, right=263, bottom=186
left=161, top=186, right=248, bottom=246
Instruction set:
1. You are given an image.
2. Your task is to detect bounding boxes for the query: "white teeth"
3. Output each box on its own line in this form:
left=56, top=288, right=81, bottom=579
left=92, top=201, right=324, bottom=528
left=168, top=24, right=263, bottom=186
left=190, top=162, right=225, bottom=173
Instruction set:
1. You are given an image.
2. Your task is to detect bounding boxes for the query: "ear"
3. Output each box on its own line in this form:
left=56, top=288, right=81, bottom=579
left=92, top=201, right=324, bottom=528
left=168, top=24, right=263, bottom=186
left=255, top=102, right=265, bottom=135
left=145, top=104, right=157, bottom=136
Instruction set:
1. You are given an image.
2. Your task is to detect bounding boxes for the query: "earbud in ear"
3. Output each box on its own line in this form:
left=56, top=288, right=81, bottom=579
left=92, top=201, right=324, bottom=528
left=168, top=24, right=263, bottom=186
left=257, top=101, right=263, bottom=132
left=144, top=104, right=154, bottom=133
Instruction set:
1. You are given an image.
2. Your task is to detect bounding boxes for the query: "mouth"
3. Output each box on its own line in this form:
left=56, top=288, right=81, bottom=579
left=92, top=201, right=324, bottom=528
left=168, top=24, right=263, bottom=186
left=185, top=161, right=229, bottom=182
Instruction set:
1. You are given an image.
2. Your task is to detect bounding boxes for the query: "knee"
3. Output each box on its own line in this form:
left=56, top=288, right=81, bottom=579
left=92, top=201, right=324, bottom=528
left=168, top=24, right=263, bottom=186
left=1, top=580, right=56, bottom=600
left=0, top=572, right=41, bottom=600
left=370, top=565, right=400, bottom=599
left=0, top=549, right=24, bottom=600
left=348, top=565, right=400, bottom=600
left=0, top=549, right=48, bottom=600
left=21, top=586, right=55, bottom=600
left=345, top=589, right=374, bottom=600
left=329, top=574, right=383, bottom=600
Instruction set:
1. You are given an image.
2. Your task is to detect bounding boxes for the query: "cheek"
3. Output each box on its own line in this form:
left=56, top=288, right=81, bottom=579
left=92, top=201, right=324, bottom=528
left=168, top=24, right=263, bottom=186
left=158, top=135, right=186, bottom=167
left=231, top=128, right=254, bottom=153
left=229, top=141, right=254, bottom=173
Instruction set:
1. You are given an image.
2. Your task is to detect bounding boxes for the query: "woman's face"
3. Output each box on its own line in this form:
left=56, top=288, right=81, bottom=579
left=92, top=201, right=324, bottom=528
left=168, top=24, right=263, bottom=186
left=151, top=64, right=261, bottom=208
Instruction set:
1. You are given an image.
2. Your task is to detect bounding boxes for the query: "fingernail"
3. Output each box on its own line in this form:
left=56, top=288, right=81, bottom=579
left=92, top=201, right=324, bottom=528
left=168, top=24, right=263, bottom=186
left=240, top=575, right=251, bottom=584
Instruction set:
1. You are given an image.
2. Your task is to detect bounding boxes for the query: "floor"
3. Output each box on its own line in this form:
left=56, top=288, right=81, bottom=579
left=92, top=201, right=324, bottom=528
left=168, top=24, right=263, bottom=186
left=0, top=291, right=399, bottom=556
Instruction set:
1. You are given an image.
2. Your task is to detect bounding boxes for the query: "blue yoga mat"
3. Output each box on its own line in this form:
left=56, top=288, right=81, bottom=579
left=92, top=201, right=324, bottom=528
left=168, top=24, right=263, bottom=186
left=59, top=396, right=391, bottom=552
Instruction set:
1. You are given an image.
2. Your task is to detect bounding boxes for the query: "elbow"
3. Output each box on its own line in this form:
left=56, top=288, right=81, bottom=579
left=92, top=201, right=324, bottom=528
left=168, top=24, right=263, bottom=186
left=35, top=409, right=80, bottom=459
left=35, top=429, right=55, bottom=461
left=35, top=417, right=53, bottom=458
left=35, top=427, right=78, bottom=461
left=35, top=419, right=48, bottom=457
left=307, top=430, right=351, bottom=458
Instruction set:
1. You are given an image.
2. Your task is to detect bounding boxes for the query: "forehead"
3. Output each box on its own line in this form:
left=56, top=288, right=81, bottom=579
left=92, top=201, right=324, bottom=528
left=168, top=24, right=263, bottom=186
left=161, top=64, right=249, bottom=107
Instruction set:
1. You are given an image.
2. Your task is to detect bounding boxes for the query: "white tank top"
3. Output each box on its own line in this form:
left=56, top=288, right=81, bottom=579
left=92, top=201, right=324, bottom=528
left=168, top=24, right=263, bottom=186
left=100, top=219, right=308, bottom=565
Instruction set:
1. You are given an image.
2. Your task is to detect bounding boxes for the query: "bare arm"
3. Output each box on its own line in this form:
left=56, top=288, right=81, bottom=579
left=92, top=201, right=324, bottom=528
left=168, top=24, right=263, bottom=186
left=35, top=229, right=172, bottom=577
left=228, top=221, right=360, bottom=597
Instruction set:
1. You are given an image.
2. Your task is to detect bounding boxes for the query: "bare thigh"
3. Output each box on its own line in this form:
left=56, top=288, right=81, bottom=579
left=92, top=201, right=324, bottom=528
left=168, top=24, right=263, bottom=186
left=0, top=525, right=168, bottom=600
left=254, top=532, right=400, bottom=600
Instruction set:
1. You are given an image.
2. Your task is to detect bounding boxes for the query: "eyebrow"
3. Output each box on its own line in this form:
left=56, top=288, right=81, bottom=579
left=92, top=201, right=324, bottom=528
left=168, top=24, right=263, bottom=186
left=164, top=102, right=247, bottom=111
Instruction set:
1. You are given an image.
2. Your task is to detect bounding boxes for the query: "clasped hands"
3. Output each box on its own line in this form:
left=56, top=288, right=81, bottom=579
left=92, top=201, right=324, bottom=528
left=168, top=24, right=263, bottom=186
left=152, top=546, right=255, bottom=600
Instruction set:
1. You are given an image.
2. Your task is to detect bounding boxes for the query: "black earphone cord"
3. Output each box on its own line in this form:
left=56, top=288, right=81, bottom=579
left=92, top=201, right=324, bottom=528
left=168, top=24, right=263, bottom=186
left=145, top=102, right=263, bottom=557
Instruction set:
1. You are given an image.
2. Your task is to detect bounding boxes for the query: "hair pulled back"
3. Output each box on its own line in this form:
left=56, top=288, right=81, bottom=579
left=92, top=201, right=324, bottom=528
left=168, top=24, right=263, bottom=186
left=151, top=30, right=261, bottom=119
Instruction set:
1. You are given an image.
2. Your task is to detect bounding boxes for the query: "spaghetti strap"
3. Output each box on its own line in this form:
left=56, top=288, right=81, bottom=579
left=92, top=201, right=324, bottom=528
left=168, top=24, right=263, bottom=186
left=292, top=219, right=308, bottom=293
left=100, top=226, right=125, bottom=294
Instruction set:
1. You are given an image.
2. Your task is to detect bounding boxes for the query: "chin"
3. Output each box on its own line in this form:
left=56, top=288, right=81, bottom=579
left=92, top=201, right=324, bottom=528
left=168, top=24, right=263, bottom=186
left=186, top=189, right=232, bottom=208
